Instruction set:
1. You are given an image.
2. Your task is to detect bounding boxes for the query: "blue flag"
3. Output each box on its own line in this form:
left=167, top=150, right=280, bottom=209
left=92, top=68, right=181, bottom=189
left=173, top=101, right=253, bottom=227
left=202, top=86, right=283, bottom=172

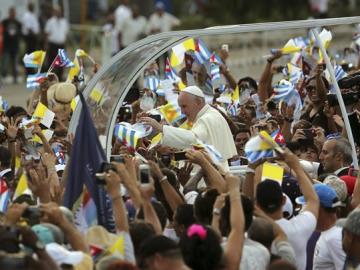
left=63, top=93, right=114, bottom=231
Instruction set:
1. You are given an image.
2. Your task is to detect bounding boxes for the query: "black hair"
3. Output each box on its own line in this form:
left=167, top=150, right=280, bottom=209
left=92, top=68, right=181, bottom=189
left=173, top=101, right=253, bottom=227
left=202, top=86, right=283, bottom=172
left=305, top=75, right=330, bottom=91
left=5, top=106, right=28, bottom=120
left=154, top=168, right=181, bottom=222
left=180, top=225, right=223, bottom=270
left=247, top=217, right=274, bottom=249
left=0, top=147, right=11, bottom=168
left=139, top=235, right=182, bottom=268
left=137, top=201, right=168, bottom=231
left=238, top=76, right=258, bottom=91
left=129, top=222, right=156, bottom=258
left=220, top=195, right=253, bottom=236
left=194, top=189, right=219, bottom=225
left=174, top=204, right=195, bottom=229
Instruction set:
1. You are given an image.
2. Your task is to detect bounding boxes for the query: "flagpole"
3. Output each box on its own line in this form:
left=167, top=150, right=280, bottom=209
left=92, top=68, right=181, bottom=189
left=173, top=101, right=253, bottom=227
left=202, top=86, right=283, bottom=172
left=311, top=28, right=359, bottom=169
left=46, top=56, right=58, bottom=76
left=87, top=55, right=96, bottom=65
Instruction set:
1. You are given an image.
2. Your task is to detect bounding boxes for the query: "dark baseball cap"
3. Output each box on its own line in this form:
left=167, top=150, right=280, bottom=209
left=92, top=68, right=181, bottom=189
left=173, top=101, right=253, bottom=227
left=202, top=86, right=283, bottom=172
left=256, top=180, right=283, bottom=213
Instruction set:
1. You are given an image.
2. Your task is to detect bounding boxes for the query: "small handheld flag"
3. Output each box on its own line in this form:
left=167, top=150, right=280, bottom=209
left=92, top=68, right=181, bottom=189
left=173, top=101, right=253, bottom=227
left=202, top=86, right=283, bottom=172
left=32, top=102, right=55, bottom=128
left=158, top=102, right=184, bottom=125
left=23, top=51, right=46, bottom=69
left=170, top=38, right=196, bottom=67
left=0, top=178, right=10, bottom=213
left=165, top=57, right=179, bottom=82
left=194, top=38, right=212, bottom=64
left=26, top=73, right=47, bottom=89
left=114, top=123, right=139, bottom=150
left=144, top=76, right=160, bottom=92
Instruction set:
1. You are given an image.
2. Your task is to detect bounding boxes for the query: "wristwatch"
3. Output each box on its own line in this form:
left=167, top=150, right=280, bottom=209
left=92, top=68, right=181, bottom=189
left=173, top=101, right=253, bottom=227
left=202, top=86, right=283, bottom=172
left=213, top=208, right=221, bottom=216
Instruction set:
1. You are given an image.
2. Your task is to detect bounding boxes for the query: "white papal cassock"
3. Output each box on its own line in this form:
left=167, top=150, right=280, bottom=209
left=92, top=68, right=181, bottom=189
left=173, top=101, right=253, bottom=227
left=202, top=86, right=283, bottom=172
left=162, top=104, right=237, bottom=170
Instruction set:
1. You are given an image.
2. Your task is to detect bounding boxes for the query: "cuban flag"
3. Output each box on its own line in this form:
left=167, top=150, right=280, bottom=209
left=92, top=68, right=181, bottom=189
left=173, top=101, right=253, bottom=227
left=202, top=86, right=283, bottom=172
left=0, top=178, right=10, bottom=213
left=210, top=53, right=223, bottom=65
left=334, top=65, right=347, bottom=82
left=273, top=80, right=295, bottom=101
left=287, top=63, right=303, bottom=86
left=55, top=49, right=75, bottom=68
left=227, top=103, right=237, bottom=116
left=114, top=123, right=139, bottom=150
left=165, top=57, right=178, bottom=82
left=210, top=63, right=221, bottom=83
left=144, top=76, right=160, bottom=92
left=26, top=73, right=47, bottom=89
left=271, top=129, right=286, bottom=146
left=273, top=80, right=303, bottom=120
left=194, top=38, right=211, bottom=64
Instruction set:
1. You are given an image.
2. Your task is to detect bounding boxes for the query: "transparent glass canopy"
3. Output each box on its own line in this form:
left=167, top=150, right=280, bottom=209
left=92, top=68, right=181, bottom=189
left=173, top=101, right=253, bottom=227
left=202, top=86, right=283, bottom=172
left=69, top=17, right=360, bottom=159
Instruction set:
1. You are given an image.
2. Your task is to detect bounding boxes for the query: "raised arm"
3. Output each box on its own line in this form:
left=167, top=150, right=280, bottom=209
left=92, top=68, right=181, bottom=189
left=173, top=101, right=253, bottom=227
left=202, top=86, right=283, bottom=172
left=186, top=150, right=227, bottom=193
left=104, top=168, right=129, bottom=232
left=224, top=175, right=244, bottom=270
left=149, top=160, right=184, bottom=212
left=258, top=52, right=282, bottom=102
left=281, top=148, right=319, bottom=218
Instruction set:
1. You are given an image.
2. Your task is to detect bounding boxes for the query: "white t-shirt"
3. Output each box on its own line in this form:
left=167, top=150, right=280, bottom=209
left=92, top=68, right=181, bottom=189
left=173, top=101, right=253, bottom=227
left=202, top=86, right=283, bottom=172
left=276, top=211, right=317, bottom=270
left=222, top=237, right=270, bottom=270
left=45, top=17, right=69, bottom=44
left=22, top=10, right=40, bottom=35
left=313, top=226, right=346, bottom=270
left=115, top=4, right=132, bottom=33
left=148, top=12, right=180, bottom=34
left=240, top=238, right=270, bottom=270
left=122, top=16, right=147, bottom=47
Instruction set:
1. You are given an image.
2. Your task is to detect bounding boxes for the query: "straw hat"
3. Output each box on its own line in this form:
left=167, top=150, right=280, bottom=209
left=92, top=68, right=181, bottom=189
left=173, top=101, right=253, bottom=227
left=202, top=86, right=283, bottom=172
left=47, top=82, right=77, bottom=105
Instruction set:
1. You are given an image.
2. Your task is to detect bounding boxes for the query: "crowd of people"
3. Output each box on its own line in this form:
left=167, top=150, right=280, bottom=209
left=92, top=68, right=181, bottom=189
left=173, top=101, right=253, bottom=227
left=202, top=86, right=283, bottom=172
left=0, top=2, right=360, bottom=270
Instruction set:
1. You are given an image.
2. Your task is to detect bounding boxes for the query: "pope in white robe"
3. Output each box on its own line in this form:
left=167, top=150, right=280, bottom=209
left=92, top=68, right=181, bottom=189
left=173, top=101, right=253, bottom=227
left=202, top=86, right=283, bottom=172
left=142, top=86, right=237, bottom=170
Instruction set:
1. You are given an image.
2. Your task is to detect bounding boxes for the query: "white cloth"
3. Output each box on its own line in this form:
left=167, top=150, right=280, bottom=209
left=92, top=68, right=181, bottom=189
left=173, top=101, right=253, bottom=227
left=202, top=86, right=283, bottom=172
left=222, top=237, right=270, bottom=270
left=147, top=12, right=180, bottom=33
left=45, top=17, right=68, bottom=44
left=122, top=16, right=147, bottom=47
left=102, top=23, right=119, bottom=55
left=162, top=104, right=237, bottom=169
left=276, top=211, right=317, bottom=270
left=163, top=227, right=179, bottom=242
left=22, top=10, right=40, bottom=35
left=239, top=238, right=270, bottom=270
left=309, top=0, right=329, bottom=13
left=272, top=240, right=296, bottom=266
left=313, top=226, right=346, bottom=270
left=115, top=4, right=132, bottom=33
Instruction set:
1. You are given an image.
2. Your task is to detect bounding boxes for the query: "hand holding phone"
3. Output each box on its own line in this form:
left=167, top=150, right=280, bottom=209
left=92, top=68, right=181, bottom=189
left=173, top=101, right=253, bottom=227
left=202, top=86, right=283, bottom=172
left=174, top=151, right=187, bottom=161
left=139, top=164, right=150, bottom=187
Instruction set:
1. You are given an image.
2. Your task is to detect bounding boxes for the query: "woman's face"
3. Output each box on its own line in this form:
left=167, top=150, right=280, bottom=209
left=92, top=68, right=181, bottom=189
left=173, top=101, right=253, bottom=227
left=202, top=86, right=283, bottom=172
left=306, top=80, right=320, bottom=104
